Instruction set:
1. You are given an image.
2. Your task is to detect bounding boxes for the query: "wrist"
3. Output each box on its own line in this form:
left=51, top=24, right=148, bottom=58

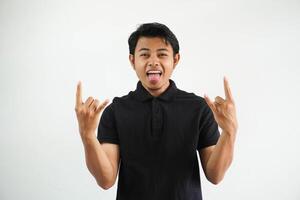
left=222, top=130, right=237, bottom=142
left=81, top=132, right=97, bottom=143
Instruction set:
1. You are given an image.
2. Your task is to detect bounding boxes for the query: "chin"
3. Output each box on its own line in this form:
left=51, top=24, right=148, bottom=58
left=148, top=80, right=167, bottom=89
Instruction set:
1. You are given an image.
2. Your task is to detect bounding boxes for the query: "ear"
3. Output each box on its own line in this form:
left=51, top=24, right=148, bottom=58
left=129, top=54, right=135, bottom=70
left=173, top=53, right=180, bottom=69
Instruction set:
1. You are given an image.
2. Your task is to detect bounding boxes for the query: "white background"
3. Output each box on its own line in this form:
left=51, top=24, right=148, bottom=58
left=1, top=0, right=300, bottom=199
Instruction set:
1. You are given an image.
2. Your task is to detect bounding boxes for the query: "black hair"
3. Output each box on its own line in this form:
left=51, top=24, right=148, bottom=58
left=128, top=22, right=180, bottom=56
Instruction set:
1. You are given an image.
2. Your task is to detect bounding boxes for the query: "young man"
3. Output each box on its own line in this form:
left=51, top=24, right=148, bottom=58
left=75, top=23, right=238, bottom=200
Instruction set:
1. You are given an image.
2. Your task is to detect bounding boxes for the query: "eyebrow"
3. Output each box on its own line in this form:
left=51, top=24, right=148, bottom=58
left=138, top=48, right=169, bottom=52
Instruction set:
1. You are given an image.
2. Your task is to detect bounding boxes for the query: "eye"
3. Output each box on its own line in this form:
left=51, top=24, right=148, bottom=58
left=140, top=53, right=149, bottom=57
left=158, top=54, right=167, bottom=57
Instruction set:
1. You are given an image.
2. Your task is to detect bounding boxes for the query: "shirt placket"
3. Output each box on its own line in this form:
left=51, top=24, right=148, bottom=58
left=151, top=98, right=163, bottom=138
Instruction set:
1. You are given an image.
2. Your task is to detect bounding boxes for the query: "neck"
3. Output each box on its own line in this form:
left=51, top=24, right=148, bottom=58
left=143, top=80, right=170, bottom=97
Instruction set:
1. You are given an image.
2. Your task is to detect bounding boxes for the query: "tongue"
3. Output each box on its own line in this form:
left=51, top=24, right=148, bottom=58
left=148, top=73, right=160, bottom=83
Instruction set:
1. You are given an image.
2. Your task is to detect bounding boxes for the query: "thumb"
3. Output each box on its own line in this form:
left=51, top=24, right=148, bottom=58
left=95, top=99, right=110, bottom=114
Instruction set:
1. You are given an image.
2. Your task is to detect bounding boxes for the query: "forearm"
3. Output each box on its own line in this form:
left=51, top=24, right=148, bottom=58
left=81, top=133, right=114, bottom=188
left=206, top=130, right=236, bottom=184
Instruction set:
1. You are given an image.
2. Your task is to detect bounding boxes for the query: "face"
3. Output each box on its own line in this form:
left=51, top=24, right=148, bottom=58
left=129, top=37, right=180, bottom=96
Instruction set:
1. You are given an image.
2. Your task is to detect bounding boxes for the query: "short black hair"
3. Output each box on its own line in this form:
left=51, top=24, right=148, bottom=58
left=128, top=22, right=180, bottom=56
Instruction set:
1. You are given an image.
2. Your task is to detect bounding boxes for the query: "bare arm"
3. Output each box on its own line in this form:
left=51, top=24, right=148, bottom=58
left=82, top=136, right=120, bottom=190
left=74, top=81, right=119, bottom=190
left=199, top=131, right=235, bottom=184
left=201, top=77, right=238, bottom=184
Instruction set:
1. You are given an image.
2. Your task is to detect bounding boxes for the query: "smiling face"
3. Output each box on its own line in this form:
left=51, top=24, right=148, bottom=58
left=129, top=37, right=180, bottom=97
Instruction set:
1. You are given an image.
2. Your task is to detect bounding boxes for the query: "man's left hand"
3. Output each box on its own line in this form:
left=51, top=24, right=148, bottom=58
left=204, top=76, right=238, bottom=136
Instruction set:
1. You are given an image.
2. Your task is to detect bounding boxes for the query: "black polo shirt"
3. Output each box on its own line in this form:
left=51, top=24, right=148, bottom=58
left=97, top=79, right=220, bottom=200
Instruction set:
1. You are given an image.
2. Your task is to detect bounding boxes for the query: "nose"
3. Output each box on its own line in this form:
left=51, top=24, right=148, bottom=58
left=147, top=62, right=159, bottom=67
left=147, top=55, right=160, bottom=67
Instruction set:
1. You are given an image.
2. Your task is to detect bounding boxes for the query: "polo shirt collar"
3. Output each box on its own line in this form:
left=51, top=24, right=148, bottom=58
left=133, top=79, right=177, bottom=102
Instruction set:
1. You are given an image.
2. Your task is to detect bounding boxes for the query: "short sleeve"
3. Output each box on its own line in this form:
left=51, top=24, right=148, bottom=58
left=197, top=101, right=220, bottom=150
left=97, top=103, right=119, bottom=144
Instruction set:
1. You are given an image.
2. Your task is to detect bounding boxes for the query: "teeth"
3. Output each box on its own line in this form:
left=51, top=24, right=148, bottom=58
left=148, top=70, right=161, bottom=73
left=147, top=70, right=162, bottom=75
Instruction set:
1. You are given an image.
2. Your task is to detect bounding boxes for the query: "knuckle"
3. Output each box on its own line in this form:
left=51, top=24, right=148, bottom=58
left=75, top=106, right=82, bottom=113
left=88, top=111, right=94, bottom=117
left=94, top=99, right=100, bottom=106
left=227, top=103, right=234, bottom=109
left=86, top=96, right=94, bottom=102
left=82, top=109, right=87, bottom=115
left=100, top=103, right=106, bottom=109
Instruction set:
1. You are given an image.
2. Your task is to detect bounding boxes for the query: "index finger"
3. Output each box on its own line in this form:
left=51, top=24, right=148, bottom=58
left=223, top=76, right=234, bottom=102
left=76, top=81, right=83, bottom=107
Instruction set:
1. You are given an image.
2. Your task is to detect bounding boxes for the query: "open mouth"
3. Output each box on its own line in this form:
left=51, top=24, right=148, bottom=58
left=146, top=70, right=162, bottom=83
left=146, top=70, right=162, bottom=76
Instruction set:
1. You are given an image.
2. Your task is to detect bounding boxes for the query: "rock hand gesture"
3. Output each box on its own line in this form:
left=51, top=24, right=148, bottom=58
left=75, top=81, right=109, bottom=140
left=204, top=77, right=238, bottom=136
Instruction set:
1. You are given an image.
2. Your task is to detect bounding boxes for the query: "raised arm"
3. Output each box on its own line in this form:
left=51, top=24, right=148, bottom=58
left=200, top=76, right=238, bottom=184
left=75, top=81, right=120, bottom=190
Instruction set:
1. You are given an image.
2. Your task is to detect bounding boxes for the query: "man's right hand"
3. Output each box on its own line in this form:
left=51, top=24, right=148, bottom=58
left=75, top=81, right=109, bottom=141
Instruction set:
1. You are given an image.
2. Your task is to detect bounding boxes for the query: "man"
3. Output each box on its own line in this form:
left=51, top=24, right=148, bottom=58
left=75, top=22, right=238, bottom=200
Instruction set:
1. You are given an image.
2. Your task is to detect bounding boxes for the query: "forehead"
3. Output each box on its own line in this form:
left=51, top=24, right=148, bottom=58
left=135, top=37, right=172, bottom=51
